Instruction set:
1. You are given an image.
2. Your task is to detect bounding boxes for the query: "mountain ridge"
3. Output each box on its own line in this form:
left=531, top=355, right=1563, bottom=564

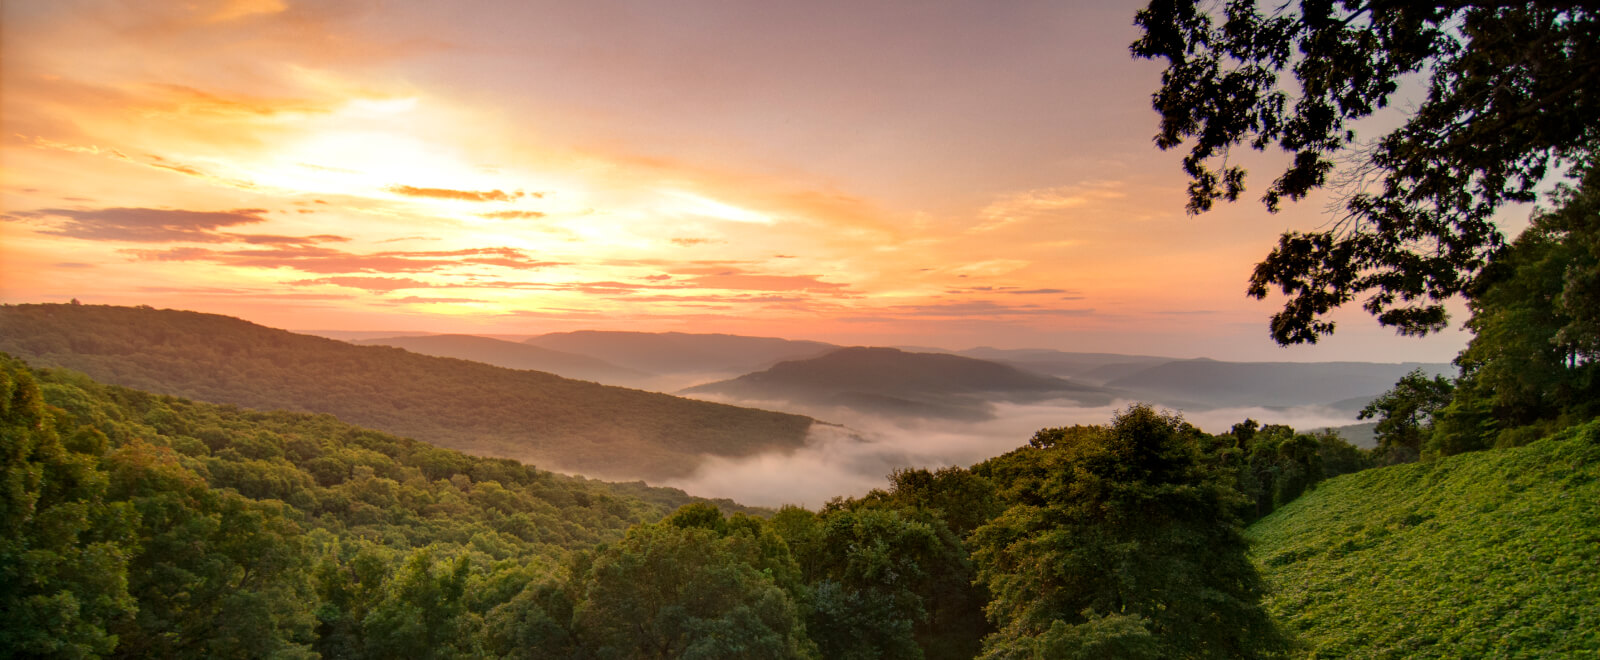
left=684, top=346, right=1115, bottom=420
left=351, top=333, right=645, bottom=385
left=0, top=303, right=814, bottom=481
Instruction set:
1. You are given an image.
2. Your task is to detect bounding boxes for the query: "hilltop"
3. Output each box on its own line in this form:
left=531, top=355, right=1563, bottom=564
left=1249, top=421, right=1600, bottom=657
left=684, top=346, right=1115, bottom=420
left=0, top=304, right=814, bottom=481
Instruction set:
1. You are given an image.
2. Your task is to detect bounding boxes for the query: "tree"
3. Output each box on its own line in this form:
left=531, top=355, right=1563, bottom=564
left=105, top=441, right=318, bottom=659
left=1431, top=162, right=1600, bottom=453
left=1360, top=368, right=1456, bottom=462
left=574, top=520, right=814, bottom=659
left=1133, top=1, right=1600, bottom=344
left=968, top=405, right=1288, bottom=658
left=0, top=356, right=137, bottom=658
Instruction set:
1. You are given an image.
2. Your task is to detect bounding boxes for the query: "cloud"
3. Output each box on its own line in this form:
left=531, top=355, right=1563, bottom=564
left=134, top=284, right=351, bottom=301
left=973, top=183, right=1127, bottom=232
left=232, top=233, right=351, bottom=245
left=4, top=207, right=356, bottom=248
left=945, top=286, right=1079, bottom=296
left=617, top=293, right=807, bottom=304
left=841, top=300, right=1095, bottom=321
left=683, top=272, right=849, bottom=292
left=384, top=185, right=526, bottom=202
left=671, top=237, right=715, bottom=247
left=123, top=244, right=568, bottom=274
left=7, top=207, right=267, bottom=242
left=19, top=135, right=259, bottom=189
left=294, top=276, right=431, bottom=292
left=479, top=210, right=546, bottom=220
left=388, top=296, right=487, bottom=304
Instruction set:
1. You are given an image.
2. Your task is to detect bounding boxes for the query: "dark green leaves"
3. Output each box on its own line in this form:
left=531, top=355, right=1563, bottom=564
left=1136, top=1, right=1600, bottom=343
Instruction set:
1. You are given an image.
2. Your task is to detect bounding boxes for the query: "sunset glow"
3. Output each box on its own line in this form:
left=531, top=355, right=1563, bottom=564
left=1, top=0, right=1473, bottom=361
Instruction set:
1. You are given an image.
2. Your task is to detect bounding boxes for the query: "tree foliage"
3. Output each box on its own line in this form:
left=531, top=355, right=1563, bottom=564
left=1133, top=0, right=1600, bottom=344
left=574, top=521, right=813, bottom=659
left=0, top=354, right=765, bottom=658
left=1431, top=162, right=1600, bottom=453
left=1359, top=369, right=1455, bottom=463
left=968, top=405, right=1290, bottom=658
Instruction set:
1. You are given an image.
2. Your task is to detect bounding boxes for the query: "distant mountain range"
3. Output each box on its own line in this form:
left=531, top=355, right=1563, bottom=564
left=953, top=346, right=1172, bottom=383
left=335, top=329, right=1448, bottom=424
left=525, top=330, right=837, bottom=377
left=684, top=346, right=1116, bottom=421
left=934, top=347, right=1450, bottom=412
left=0, top=304, right=813, bottom=481
left=1101, top=358, right=1451, bottom=409
left=352, top=334, right=646, bottom=384
left=1, top=303, right=1448, bottom=477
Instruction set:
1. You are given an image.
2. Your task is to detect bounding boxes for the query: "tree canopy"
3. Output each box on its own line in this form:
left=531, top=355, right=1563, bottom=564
left=1132, top=0, right=1599, bottom=344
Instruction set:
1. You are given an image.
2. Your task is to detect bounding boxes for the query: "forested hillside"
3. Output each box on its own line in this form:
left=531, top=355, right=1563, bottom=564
left=0, top=354, right=761, bottom=658
left=1249, top=422, right=1600, bottom=657
left=0, top=304, right=814, bottom=480
left=5, top=352, right=1383, bottom=658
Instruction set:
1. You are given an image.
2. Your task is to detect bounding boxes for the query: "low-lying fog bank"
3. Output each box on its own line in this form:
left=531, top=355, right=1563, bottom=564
left=664, top=399, right=1365, bottom=507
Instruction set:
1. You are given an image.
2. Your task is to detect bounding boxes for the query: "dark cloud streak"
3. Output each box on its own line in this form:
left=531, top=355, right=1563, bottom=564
left=8, top=207, right=267, bottom=242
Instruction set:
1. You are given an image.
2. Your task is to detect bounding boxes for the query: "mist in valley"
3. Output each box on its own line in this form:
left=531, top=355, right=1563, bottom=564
left=666, top=396, right=1367, bottom=507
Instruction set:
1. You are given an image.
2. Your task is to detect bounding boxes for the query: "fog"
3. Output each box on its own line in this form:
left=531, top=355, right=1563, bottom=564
left=663, top=398, right=1366, bottom=508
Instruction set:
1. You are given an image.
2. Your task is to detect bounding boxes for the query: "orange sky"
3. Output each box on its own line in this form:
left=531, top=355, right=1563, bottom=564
left=1, top=0, right=1479, bottom=361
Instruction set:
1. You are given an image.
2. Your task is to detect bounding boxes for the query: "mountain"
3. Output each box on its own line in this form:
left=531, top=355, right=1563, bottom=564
left=955, top=346, right=1172, bottom=384
left=1249, top=421, right=1600, bottom=656
left=1104, top=358, right=1452, bottom=409
left=683, top=346, right=1115, bottom=420
left=524, top=330, right=837, bottom=378
left=0, top=304, right=812, bottom=481
left=351, top=334, right=645, bottom=385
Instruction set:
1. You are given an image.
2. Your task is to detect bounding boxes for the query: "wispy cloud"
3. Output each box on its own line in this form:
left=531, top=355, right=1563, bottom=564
left=972, top=183, right=1127, bottom=232
left=124, top=245, right=569, bottom=274
left=478, top=210, right=546, bottom=220
left=842, top=299, right=1095, bottom=321
left=294, top=276, right=430, bottom=292
left=683, top=271, right=850, bottom=293
left=384, top=185, right=532, bottom=202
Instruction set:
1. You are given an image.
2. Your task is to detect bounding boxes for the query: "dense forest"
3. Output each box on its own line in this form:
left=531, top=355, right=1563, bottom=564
left=0, top=355, right=764, bottom=658
left=0, top=304, right=814, bottom=481
left=2, top=353, right=1384, bottom=658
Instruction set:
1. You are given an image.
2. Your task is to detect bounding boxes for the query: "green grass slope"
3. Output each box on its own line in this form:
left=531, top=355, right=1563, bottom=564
left=1248, top=421, right=1600, bottom=658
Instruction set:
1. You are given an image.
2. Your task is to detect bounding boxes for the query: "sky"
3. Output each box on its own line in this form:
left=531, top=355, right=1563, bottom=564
left=0, top=0, right=1485, bottom=362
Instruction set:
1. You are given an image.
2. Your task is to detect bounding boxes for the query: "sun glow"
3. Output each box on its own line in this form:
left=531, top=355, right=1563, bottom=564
left=662, top=191, right=775, bottom=224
